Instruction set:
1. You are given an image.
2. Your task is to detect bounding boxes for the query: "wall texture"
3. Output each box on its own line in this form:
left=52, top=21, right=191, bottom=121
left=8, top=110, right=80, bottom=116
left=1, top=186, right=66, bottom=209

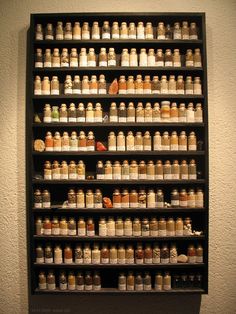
left=0, top=0, right=236, bottom=313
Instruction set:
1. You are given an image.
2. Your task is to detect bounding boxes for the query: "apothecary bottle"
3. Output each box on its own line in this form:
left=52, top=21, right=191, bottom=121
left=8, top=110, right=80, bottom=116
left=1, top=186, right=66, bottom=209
left=45, top=23, right=54, bottom=40
left=59, top=271, right=67, bottom=291
left=87, top=48, right=96, bottom=67
left=44, top=161, right=52, bottom=180
left=107, top=217, right=115, bottom=236
left=167, top=217, right=175, bottom=236
left=155, top=160, right=163, bottom=180
left=196, top=244, right=203, bottom=263
left=34, top=189, right=42, bottom=208
left=179, top=131, right=187, bottom=151
left=42, top=76, right=50, bottom=95
left=145, top=22, right=154, bottom=39
left=118, top=102, right=126, bottom=122
left=68, top=161, right=77, bottom=180
left=82, top=22, right=90, bottom=40
left=127, top=272, right=134, bottom=291
left=160, top=75, right=168, bottom=94
left=64, top=75, right=73, bottom=94
left=155, top=273, right=163, bottom=291
left=76, top=189, right=85, bottom=208
left=93, top=272, right=101, bottom=291
left=190, top=22, right=198, bottom=40
left=35, top=48, right=43, bottom=68
left=121, top=48, right=129, bottom=67
left=195, top=103, right=203, bottom=122
left=188, top=131, right=197, bottom=151
left=102, top=21, right=110, bottom=39
left=35, top=24, right=43, bottom=40
left=47, top=271, right=56, bottom=291
left=156, top=49, right=164, bottom=67
left=194, top=77, right=202, bottom=95
left=135, top=75, right=143, bottom=94
left=134, top=131, right=143, bottom=151
left=68, top=189, right=76, bottom=208
left=153, top=131, right=162, bottom=151
left=36, top=245, right=44, bottom=263
left=163, top=272, right=171, bottom=291
left=59, top=104, right=67, bottom=122
left=176, top=75, right=185, bottom=94
left=136, top=102, right=144, bottom=122
left=64, top=23, right=72, bottom=40
left=118, top=76, right=127, bottom=94
left=144, top=244, right=152, bottom=264
left=73, top=22, right=81, bottom=40
left=43, top=104, right=52, bottom=122
left=188, top=189, right=196, bottom=208
left=118, top=273, right=126, bottom=290
left=61, top=48, right=69, bottom=67
left=147, top=189, right=156, bottom=208
left=87, top=217, right=95, bottom=236
left=120, top=22, right=128, bottom=39
left=92, top=244, right=101, bottom=264
left=42, top=189, right=51, bottom=208
left=128, top=22, right=136, bottom=39
left=92, top=21, right=100, bottom=40
left=64, top=244, right=73, bottom=263
left=152, top=102, right=160, bottom=122
left=179, top=103, right=187, bottom=122
left=117, top=131, right=125, bottom=151
left=108, top=48, right=116, bottom=66
left=75, top=244, right=83, bottom=264
left=55, top=22, right=63, bottom=41
left=173, top=49, right=181, bottom=67
left=101, top=244, right=109, bottom=264
left=141, top=217, right=150, bottom=236
left=98, top=74, right=107, bottom=94
left=156, top=189, right=164, bottom=208
left=126, top=245, right=134, bottom=264
left=116, top=218, right=124, bottom=236
left=51, top=217, right=60, bottom=236
left=77, top=130, right=87, bottom=151
left=139, top=48, right=148, bottom=67
left=43, top=217, right=51, bottom=235
left=157, top=22, right=165, bottom=39
left=143, top=75, right=151, bottom=94
left=161, top=244, right=169, bottom=264
left=137, top=22, right=145, bottom=39
left=83, top=244, right=92, bottom=264
left=110, top=245, right=118, bottom=264
left=171, top=189, right=179, bottom=207
left=173, top=22, right=181, bottom=40
left=68, top=103, right=77, bottom=122
left=135, top=244, right=144, bottom=264
left=86, top=190, right=94, bottom=209
left=195, top=188, right=204, bottom=208
left=175, top=217, right=184, bottom=236
left=111, top=22, right=119, bottom=39
left=121, top=189, right=129, bottom=208
left=194, top=48, right=202, bottom=67
left=158, top=217, right=166, bottom=236
left=53, top=132, right=62, bottom=151
left=52, top=48, right=60, bottom=67
left=147, top=160, right=155, bottom=180
left=85, top=272, right=93, bottom=291
left=162, top=131, right=170, bottom=150
left=153, top=243, right=160, bottom=263
left=70, top=48, right=78, bottom=67
left=126, top=102, right=135, bottom=122
left=133, top=218, right=141, bottom=236
left=70, top=131, right=78, bottom=151
left=129, top=48, right=138, bottom=67
left=182, top=21, right=190, bottom=39
left=78, top=217, right=86, bottom=236
left=99, top=48, right=107, bottom=67
left=108, top=131, right=116, bottom=151
left=129, top=160, right=138, bottom=180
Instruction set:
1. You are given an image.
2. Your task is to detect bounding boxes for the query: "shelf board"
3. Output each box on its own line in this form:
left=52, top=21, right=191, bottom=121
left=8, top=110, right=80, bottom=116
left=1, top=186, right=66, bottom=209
left=32, top=151, right=205, bottom=156
left=33, top=122, right=205, bottom=128
left=32, top=206, right=206, bottom=213
left=34, top=39, right=203, bottom=46
left=33, top=66, right=203, bottom=73
left=34, top=287, right=205, bottom=294
left=34, top=262, right=205, bottom=269
left=32, top=179, right=205, bottom=185
left=33, top=94, right=204, bottom=100
left=34, top=235, right=205, bottom=241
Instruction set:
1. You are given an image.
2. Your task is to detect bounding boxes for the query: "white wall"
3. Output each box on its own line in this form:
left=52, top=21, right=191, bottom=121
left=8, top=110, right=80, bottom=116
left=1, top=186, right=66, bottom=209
left=0, top=0, right=235, bottom=313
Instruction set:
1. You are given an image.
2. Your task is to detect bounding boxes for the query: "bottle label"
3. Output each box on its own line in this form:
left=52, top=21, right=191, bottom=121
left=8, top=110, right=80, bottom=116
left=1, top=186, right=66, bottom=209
left=144, top=284, right=152, bottom=290
left=137, top=33, right=145, bottom=39
left=154, top=144, right=162, bottom=151
left=153, top=257, right=160, bottom=264
left=147, top=202, right=156, bottom=208
left=124, top=230, right=132, bottom=236
left=174, top=33, right=181, bottom=40
left=133, top=231, right=141, bottom=236
left=188, top=256, right=196, bottom=263
left=94, top=117, right=103, bottom=122
left=68, top=284, right=75, bottom=291
left=186, top=89, right=194, bottom=95
left=99, top=89, right=107, bottom=94
left=182, top=34, right=189, bottom=40
left=36, top=34, right=43, bottom=40
left=172, top=174, right=179, bottom=180
left=99, top=229, right=107, bottom=236
left=130, top=202, right=138, bottom=208
left=97, top=174, right=105, bottom=180
left=78, top=229, right=86, bottom=236
left=120, top=34, right=128, bottom=39
left=93, top=285, right=101, bottom=291
left=70, top=60, right=79, bottom=67
left=118, top=89, right=127, bottom=95
left=62, top=145, right=70, bottom=151
left=190, top=35, right=198, bottom=40
left=68, top=229, right=76, bottom=236
left=92, top=34, right=100, bottom=40
left=87, top=60, right=96, bottom=67
left=135, top=145, right=143, bottom=151
left=146, top=34, right=154, bottom=39
left=127, top=116, right=135, bottom=122
left=112, top=34, right=119, bottom=39
left=52, top=62, right=60, bottom=68
left=77, top=284, right=84, bottom=290
left=127, top=145, right=135, bottom=151
left=136, top=259, right=144, bottom=264
left=143, top=89, right=151, bottom=94
left=163, top=285, right=171, bottom=290
left=158, top=230, right=166, bottom=236
left=110, top=258, right=117, bottom=264
left=139, top=203, right=146, bottom=208
left=155, top=284, right=162, bottom=291
left=171, top=117, right=178, bottom=122
left=102, top=33, right=110, bottom=39
left=101, top=257, right=109, bottom=264
left=43, top=117, right=51, bottom=123
left=77, top=117, right=86, bottom=122
left=180, top=200, right=188, bottom=207
left=169, top=89, right=176, bottom=94
left=60, top=283, right=67, bottom=290
left=130, top=61, right=138, bottom=67
left=121, top=202, right=129, bottom=208
left=36, top=257, right=44, bottom=263
left=44, top=174, right=52, bottom=180
left=44, top=62, right=52, bottom=68
left=156, top=201, right=164, bottom=208
left=161, top=258, right=169, bottom=264
left=177, top=89, right=185, bottom=95
left=186, top=61, right=194, bottom=67
left=189, top=145, right=197, bottom=151
left=196, top=256, right=203, bottom=263
left=171, top=200, right=179, bottom=206
left=39, top=283, right=47, bottom=290
left=189, top=174, right=197, bottom=180
left=174, top=62, right=181, bottom=67
left=61, top=62, right=69, bottom=68
left=99, top=61, right=107, bottom=67
left=117, top=146, right=125, bottom=151
left=60, top=117, right=68, bottom=122
left=113, top=202, right=121, bottom=208
left=53, top=147, right=61, bottom=152
left=175, top=230, right=183, bottom=236
left=92, top=258, right=100, bottom=264
left=82, top=89, right=90, bottom=94
left=127, top=285, right=134, bottom=291
left=87, top=230, right=95, bottom=236
left=156, top=61, right=164, bottom=67
left=34, top=89, right=42, bottom=95
left=60, top=228, right=68, bottom=235
left=165, top=61, right=172, bottom=67
left=143, top=145, right=151, bottom=151
left=119, top=117, right=126, bottom=123
left=86, top=117, right=94, bottom=123
left=105, top=174, right=113, bottom=180
left=35, top=62, right=43, bottom=68
left=119, top=284, right=126, bottom=290
left=108, top=146, right=116, bottom=151
left=130, top=173, right=138, bottom=180
left=85, top=285, right=93, bottom=291
left=129, top=34, right=136, bottom=39
left=43, top=202, right=51, bottom=208
left=108, top=59, right=116, bottom=67
left=194, top=62, right=202, bottom=67
left=139, top=174, right=146, bottom=180
left=121, top=61, right=129, bottom=67
left=167, top=231, right=175, bottom=236
left=194, top=89, right=202, bottom=95
left=45, top=257, right=53, bottom=264
left=126, top=258, right=134, bottom=264
left=54, top=257, right=63, bottom=264
left=122, top=174, right=129, bottom=180
left=144, top=258, right=152, bottom=264
left=87, top=146, right=95, bottom=151
left=116, top=229, right=124, bottom=236
left=113, top=174, right=121, bottom=180
left=64, top=88, right=72, bottom=94
left=42, top=90, right=50, bottom=95
left=68, top=117, right=76, bottom=123
left=107, top=229, right=115, bottom=236
left=89, top=89, right=98, bottom=94
left=135, top=284, right=144, bottom=291
left=156, top=174, right=163, bottom=180
left=179, top=145, right=187, bottom=151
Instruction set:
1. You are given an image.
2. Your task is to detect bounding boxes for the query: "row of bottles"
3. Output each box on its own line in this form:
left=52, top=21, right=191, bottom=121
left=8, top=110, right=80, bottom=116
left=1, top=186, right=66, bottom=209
left=34, top=188, right=204, bottom=209
left=38, top=270, right=101, bottom=291
left=34, top=75, right=202, bottom=95
left=38, top=101, right=203, bottom=124
left=35, top=216, right=202, bottom=237
left=34, top=130, right=200, bottom=152
left=42, top=159, right=199, bottom=181
left=35, top=21, right=199, bottom=41
left=35, top=242, right=203, bottom=264
left=35, top=47, right=201, bottom=68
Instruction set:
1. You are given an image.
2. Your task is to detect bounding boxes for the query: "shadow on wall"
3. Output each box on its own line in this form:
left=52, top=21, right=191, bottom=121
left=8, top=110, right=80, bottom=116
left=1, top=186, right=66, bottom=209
left=30, top=294, right=201, bottom=314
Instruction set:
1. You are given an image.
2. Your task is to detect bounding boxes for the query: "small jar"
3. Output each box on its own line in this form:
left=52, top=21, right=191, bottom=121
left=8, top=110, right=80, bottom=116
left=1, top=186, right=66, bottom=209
left=113, top=161, right=122, bottom=180
left=143, top=75, right=151, bottom=94
left=163, top=272, right=171, bottom=291
left=129, top=160, right=138, bottom=180
left=107, top=217, right=115, bottom=236
left=175, top=217, right=184, bottom=236
left=157, top=22, right=165, bottom=40
left=147, top=189, right=156, bottom=208
left=84, top=271, right=93, bottom=291
left=87, top=48, right=96, bottom=67
left=141, top=218, right=150, bottom=236
left=74, top=245, right=83, bottom=264
left=127, top=76, right=135, bottom=94
left=129, top=48, right=138, bottom=67
left=155, top=160, right=163, bottom=180
left=147, top=160, right=155, bottom=180
left=135, top=244, right=144, bottom=264
left=139, top=48, right=148, bottom=67
left=195, top=103, right=203, bottom=123
left=43, top=104, right=52, bottom=122
left=185, top=76, right=193, bottom=95
left=109, top=102, right=118, bottom=122
left=52, top=160, right=60, bottom=179
left=162, top=131, right=170, bottom=150
left=85, top=102, right=94, bottom=122
left=138, top=160, right=146, bottom=180
left=59, top=104, right=67, bottom=122
left=92, top=21, right=100, bottom=40
left=188, top=189, right=196, bottom=208
left=121, top=189, right=129, bottom=208
left=165, top=49, right=173, bottom=67
left=42, top=189, right=51, bottom=208
left=45, top=131, right=53, bottom=151
left=102, top=21, right=110, bottom=39
left=128, top=22, right=136, bottom=39
left=87, top=217, right=95, bottom=236
left=47, top=271, right=56, bottom=291
left=105, top=160, right=112, bottom=180
left=194, top=48, right=202, bottom=67
left=153, top=243, right=160, bottom=263
left=179, top=189, right=188, bottom=207
left=64, top=75, right=73, bottom=94
left=121, top=48, right=129, bottom=67
left=187, top=244, right=197, bottom=263
left=59, top=217, right=68, bottom=235
left=155, top=273, right=163, bottom=291
left=64, top=22, right=72, bottom=40
left=173, top=49, right=181, bottom=67
left=70, top=131, right=78, bottom=151
left=146, top=22, right=154, bottom=39
left=134, top=131, right=143, bottom=151
left=35, top=48, right=43, bottom=68
left=111, top=22, right=119, bottom=39
left=70, top=48, right=78, bottom=67
left=133, top=218, right=141, bottom=236
left=196, top=244, right=203, bottom=263
left=188, top=131, right=197, bottom=151
left=152, top=102, right=160, bottom=122
left=64, top=245, right=73, bottom=264
left=156, top=189, right=164, bottom=208
left=182, top=21, right=190, bottom=40
left=76, top=189, right=85, bottom=208
left=126, top=102, right=135, bottom=122
left=176, top=75, right=185, bottom=95
left=126, top=245, right=134, bottom=264
left=54, top=245, right=62, bottom=264
left=150, top=217, right=158, bottom=237
left=194, top=77, right=202, bottom=95
left=116, top=218, right=124, bottom=237
left=118, top=76, right=127, bottom=94
left=59, top=271, right=67, bottom=291
left=136, top=102, right=144, bottom=122
left=163, top=160, right=172, bottom=180
left=171, top=189, right=180, bottom=207
left=135, top=75, right=143, bottom=94
left=43, top=161, right=51, bottom=180
left=83, top=244, right=92, bottom=264
left=158, top=217, right=166, bottom=236
left=77, top=103, right=85, bottom=122
left=124, top=217, right=133, bottom=236
left=118, top=273, right=126, bottom=290
left=99, top=217, right=107, bottom=236
left=93, top=272, right=101, bottom=291
left=87, top=131, right=95, bottom=151
left=86, top=190, right=94, bottom=209
left=189, top=159, right=197, bottom=180
left=45, top=23, right=54, bottom=40
left=110, top=245, right=118, bottom=264
left=77, top=217, right=86, bottom=236
left=94, top=189, right=103, bottom=208
left=73, top=22, right=81, bottom=40
left=137, top=22, right=145, bottom=39
left=167, top=217, right=175, bottom=236
left=34, top=190, right=42, bottom=208
left=129, top=189, right=138, bottom=208
left=179, top=131, right=187, bottom=151
left=68, top=189, right=76, bottom=208
left=81, top=22, right=90, bottom=40
left=101, top=244, right=109, bottom=264
left=108, top=48, right=116, bottom=66
left=117, top=131, right=125, bottom=151
left=153, top=131, right=162, bottom=151
left=118, top=102, right=127, bottom=122
left=41, top=76, right=50, bottom=95
left=99, top=48, right=107, bottom=67
left=121, top=160, right=129, bottom=180
left=179, top=103, right=187, bottom=122
left=61, top=48, right=69, bottom=67
left=161, top=244, right=169, bottom=263
left=168, top=75, right=177, bottom=94
left=172, top=159, right=180, bottom=180
left=120, top=22, right=128, bottom=39
left=127, top=272, right=134, bottom=291
left=35, top=24, right=43, bottom=40
left=173, top=22, right=181, bottom=40
left=156, top=49, right=164, bottom=67
left=144, top=244, right=153, bottom=264
left=43, top=217, right=52, bottom=235
left=195, top=188, right=204, bottom=208
left=108, top=131, right=116, bottom=151
left=170, top=102, right=179, bottom=122
left=186, top=49, right=194, bottom=67
left=90, top=75, right=98, bottom=94
left=190, top=22, right=198, bottom=40
left=92, top=244, right=101, bottom=264
left=113, top=189, right=121, bottom=208
left=160, top=75, right=168, bottom=94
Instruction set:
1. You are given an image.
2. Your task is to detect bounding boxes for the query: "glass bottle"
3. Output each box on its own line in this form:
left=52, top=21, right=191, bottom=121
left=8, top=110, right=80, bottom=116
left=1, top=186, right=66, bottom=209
left=84, top=272, right=93, bottom=291
left=77, top=217, right=86, bottom=236
left=167, top=217, right=176, bottom=236
left=118, top=76, right=127, bottom=94
left=186, top=49, right=194, bottom=67
left=86, top=190, right=94, bottom=209
left=155, top=160, right=163, bottom=180
left=142, top=218, right=150, bottom=236
left=121, top=48, right=129, bottom=67
left=121, top=190, right=129, bottom=208
left=176, top=75, right=185, bottom=94
left=135, top=75, right=143, bottom=94
left=110, top=245, right=118, bottom=264
left=47, top=271, right=56, bottom=290
left=182, top=21, right=189, bottom=40
left=87, top=48, right=96, bottom=67
left=136, top=102, right=144, bottom=122
left=158, top=217, right=166, bottom=236
left=73, top=22, right=81, bottom=40
left=35, top=24, right=43, bottom=40
left=173, top=22, right=181, bottom=40
left=107, top=217, right=115, bottom=236
left=101, top=244, right=109, bottom=264
left=134, top=131, right=143, bottom=151
left=102, top=21, right=110, bottom=39
left=162, top=131, right=170, bottom=150
left=126, top=245, right=134, bottom=264
left=116, top=218, right=124, bottom=236
left=175, top=217, right=184, bottom=236
left=108, top=48, right=116, bottom=66
left=75, top=244, right=83, bottom=264
left=70, top=48, right=78, bottom=67
left=72, top=74, right=81, bottom=94
left=188, top=131, right=197, bottom=151
left=81, top=22, right=90, bottom=40
left=138, top=189, right=146, bottom=208
left=108, top=131, right=116, bottom=151
left=190, top=22, right=198, bottom=40
left=194, top=48, right=202, bottom=67
left=120, top=22, right=128, bottom=39
left=133, top=218, right=141, bottom=236
left=111, top=22, right=119, bottom=39
left=155, top=273, right=163, bottom=291
left=99, top=48, right=107, bottom=67
left=118, top=273, right=126, bottom=290
left=129, top=160, right=138, bottom=179
left=128, top=22, right=136, bottom=39
left=45, top=23, right=54, bottom=40
left=127, top=272, right=134, bottom=291
left=153, top=131, right=162, bottom=151
left=144, top=244, right=153, bottom=264
left=173, top=49, right=181, bottom=67
left=92, top=244, right=101, bottom=264
left=170, top=102, right=179, bottom=122
left=171, top=189, right=180, bottom=207
left=76, top=189, right=85, bottom=208
left=139, top=48, right=148, bottom=67
left=172, top=159, right=180, bottom=180
left=92, top=21, right=100, bottom=40
left=64, top=23, right=72, bottom=40
left=147, top=189, right=156, bottom=208
left=77, top=103, right=85, bottom=122
left=64, top=75, right=73, bottom=94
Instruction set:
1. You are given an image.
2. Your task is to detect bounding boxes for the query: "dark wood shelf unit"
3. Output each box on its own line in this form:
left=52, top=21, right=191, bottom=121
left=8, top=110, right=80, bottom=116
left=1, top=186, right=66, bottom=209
left=27, top=12, right=208, bottom=299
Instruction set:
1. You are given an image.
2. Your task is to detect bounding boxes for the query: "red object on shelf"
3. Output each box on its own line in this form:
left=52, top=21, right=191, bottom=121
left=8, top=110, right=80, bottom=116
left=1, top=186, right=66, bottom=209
left=96, top=142, right=107, bottom=151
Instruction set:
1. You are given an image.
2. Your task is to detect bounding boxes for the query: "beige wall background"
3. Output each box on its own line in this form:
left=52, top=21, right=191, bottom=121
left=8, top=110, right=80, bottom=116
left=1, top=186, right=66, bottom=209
left=0, top=0, right=236, bottom=313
